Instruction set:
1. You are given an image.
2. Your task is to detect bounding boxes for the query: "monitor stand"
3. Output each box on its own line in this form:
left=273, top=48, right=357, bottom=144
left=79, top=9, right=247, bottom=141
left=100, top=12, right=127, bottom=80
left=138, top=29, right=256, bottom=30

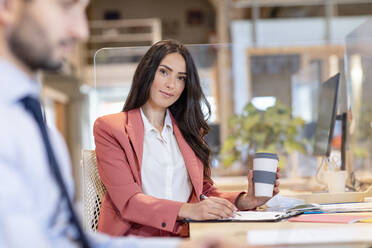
left=336, top=112, right=347, bottom=171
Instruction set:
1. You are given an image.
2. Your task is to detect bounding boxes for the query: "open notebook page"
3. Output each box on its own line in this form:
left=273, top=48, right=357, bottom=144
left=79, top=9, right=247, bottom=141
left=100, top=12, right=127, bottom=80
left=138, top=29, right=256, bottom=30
left=225, top=211, right=289, bottom=221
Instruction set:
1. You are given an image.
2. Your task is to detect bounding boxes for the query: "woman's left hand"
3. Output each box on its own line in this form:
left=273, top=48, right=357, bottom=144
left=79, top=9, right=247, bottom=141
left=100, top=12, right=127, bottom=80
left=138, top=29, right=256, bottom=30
left=236, top=167, right=280, bottom=210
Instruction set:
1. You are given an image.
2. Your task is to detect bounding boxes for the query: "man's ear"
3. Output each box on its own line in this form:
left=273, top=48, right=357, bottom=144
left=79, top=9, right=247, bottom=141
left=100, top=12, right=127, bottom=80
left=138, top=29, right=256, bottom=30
left=0, top=0, right=19, bottom=26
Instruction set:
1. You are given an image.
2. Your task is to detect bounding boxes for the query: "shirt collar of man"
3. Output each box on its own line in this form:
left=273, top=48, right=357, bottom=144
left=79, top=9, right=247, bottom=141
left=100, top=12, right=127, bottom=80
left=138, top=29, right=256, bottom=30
left=0, top=59, right=42, bottom=105
left=140, top=107, right=173, bottom=137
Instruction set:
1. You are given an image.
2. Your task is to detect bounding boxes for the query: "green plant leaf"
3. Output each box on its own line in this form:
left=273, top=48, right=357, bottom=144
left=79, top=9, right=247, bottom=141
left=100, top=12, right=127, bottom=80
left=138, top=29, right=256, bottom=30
left=222, top=154, right=237, bottom=167
left=221, top=136, right=238, bottom=154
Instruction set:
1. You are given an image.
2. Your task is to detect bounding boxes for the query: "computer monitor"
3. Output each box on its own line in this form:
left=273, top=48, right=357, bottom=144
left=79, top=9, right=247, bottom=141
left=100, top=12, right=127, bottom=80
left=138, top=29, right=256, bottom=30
left=313, top=73, right=341, bottom=157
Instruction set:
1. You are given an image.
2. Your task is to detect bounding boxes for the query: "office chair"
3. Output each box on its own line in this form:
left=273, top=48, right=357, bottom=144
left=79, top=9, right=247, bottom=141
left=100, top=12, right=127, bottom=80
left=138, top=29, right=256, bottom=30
left=81, top=149, right=106, bottom=232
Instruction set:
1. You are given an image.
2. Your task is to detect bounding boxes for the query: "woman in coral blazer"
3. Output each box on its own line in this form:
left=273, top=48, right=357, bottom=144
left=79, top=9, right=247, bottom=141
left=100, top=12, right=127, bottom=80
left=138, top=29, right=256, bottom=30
left=94, top=40, right=280, bottom=237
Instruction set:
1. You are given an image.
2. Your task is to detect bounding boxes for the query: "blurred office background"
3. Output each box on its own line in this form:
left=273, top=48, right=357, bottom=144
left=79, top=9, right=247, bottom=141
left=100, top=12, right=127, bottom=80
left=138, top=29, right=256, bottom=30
left=40, top=0, right=372, bottom=199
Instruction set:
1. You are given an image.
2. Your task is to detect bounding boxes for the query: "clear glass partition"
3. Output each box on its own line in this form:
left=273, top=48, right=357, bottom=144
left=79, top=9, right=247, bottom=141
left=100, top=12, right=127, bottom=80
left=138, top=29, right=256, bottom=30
left=90, top=43, right=346, bottom=178
left=345, top=19, right=372, bottom=185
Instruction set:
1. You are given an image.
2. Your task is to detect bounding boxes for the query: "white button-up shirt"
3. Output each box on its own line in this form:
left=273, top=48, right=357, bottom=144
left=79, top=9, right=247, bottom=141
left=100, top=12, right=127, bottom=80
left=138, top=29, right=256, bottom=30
left=0, top=59, right=179, bottom=248
left=140, top=108, right=192, bottom=202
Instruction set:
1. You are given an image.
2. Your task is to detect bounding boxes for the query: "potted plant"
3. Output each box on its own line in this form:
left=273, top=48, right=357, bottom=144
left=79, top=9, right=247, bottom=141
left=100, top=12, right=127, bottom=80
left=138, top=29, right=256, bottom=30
left=220, top=101, right=307, bottom=172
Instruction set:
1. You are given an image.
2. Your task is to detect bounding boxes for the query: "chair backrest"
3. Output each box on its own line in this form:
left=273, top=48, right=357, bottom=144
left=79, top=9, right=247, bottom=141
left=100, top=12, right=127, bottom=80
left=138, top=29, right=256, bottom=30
left=81, top=149, right=106, bottom=232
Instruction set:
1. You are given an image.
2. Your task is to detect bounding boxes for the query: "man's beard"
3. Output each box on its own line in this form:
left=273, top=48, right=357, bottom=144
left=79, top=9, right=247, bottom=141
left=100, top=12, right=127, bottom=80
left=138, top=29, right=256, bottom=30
left=7, top=13, right=63, bottom=72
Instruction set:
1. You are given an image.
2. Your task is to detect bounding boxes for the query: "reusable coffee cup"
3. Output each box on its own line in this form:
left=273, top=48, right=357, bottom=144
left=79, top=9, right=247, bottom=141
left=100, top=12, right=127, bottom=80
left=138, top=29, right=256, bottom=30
left=253, top=152, right=279, bottom=197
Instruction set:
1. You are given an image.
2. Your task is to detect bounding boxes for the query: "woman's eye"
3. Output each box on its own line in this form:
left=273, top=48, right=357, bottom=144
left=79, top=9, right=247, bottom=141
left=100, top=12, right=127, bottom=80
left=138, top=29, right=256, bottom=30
left=159, top=69, right=167, bottom=75
left=178, top=76, right=186, bottom=82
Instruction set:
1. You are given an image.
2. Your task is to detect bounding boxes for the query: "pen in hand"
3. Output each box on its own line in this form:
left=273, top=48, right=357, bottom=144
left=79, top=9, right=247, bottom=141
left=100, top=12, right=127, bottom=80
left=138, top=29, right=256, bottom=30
left=200, top=194, right=242, bottom=217
left=199, top=194, right=208, bottom=200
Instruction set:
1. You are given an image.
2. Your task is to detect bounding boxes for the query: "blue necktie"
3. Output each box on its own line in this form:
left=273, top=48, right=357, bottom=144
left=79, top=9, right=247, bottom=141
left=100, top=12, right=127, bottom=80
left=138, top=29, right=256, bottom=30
left=20, top=96, right=90, bottom=248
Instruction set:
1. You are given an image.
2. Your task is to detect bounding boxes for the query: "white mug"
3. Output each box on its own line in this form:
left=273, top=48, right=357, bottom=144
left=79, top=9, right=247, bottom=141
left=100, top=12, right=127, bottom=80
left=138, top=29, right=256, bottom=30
left=325, top=170, right=347, bottom=193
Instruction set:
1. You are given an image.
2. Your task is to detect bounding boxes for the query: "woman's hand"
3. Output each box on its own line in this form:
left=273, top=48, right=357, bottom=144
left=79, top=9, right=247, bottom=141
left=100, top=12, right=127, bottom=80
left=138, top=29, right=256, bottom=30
left=236, top=168, right=280, bottom=210
left=178, top=196, right=237, bottom=220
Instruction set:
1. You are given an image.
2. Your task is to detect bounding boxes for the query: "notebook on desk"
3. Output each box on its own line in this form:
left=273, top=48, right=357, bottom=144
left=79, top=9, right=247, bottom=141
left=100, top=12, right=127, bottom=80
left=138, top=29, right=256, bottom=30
left=286, top=201, right=372, bottom=214
left=184, top=210, right=302, bottom=223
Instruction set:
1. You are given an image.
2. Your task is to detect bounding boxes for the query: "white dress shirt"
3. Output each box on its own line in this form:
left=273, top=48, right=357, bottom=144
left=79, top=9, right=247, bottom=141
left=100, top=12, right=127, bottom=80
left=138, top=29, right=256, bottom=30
left=140, top=108, right=192, bottom=202
left=0, top=59, right=179, bottom=248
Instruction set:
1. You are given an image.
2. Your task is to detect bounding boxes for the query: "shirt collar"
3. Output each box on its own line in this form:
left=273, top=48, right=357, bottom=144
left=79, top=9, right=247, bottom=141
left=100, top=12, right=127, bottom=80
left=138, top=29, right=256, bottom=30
left=164, top=109, right=173, bottom=131
left=0, top=58, right=42, bottom=104
left=140, top=108, right=173, bottom=134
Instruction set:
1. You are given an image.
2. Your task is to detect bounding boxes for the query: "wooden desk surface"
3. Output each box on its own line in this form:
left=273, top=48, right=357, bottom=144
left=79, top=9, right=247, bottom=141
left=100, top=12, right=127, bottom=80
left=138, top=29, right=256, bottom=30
left=200, top=176, right=372, bottom=246
left=189, top=216, right=372, bottom=247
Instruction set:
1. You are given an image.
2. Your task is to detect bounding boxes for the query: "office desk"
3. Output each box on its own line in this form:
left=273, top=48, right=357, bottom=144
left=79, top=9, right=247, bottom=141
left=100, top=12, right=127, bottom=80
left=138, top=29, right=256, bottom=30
left=189, top=216, right=372, bottom=247
left=193, top=177, right=372, bottom=246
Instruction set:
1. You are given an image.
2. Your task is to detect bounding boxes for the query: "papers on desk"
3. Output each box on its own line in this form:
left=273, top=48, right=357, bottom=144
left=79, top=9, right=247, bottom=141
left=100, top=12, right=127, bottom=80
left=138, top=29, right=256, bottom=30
left=246, top=226, right=372, bottom=246
left=226, top=211, right=300, bottom=222
left=184, top=210, right=301, bottom=223
left=286, top=202, right=372, bottom=224
left=185, top=201, right=372, bottom=223
left=272, top=201, right=372, bottom=214
left=319, top=202, right=372, bottom=213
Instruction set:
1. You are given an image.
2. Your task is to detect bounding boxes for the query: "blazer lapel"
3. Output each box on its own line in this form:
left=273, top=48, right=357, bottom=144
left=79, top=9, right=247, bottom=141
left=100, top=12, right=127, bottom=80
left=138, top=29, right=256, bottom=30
left=171, top=115, right=203, bottom=199
left=126, top=109, right=144, bottom=171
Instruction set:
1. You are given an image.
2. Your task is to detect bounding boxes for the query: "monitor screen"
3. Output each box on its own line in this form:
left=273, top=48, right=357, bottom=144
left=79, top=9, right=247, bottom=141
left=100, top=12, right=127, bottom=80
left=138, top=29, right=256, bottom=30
left=313, top=73, right=340, bottom=157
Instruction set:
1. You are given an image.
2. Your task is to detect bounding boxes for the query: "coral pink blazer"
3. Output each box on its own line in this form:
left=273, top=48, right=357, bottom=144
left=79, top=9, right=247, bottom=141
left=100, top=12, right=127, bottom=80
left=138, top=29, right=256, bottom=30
left=93, top=108, right=242, bottom=237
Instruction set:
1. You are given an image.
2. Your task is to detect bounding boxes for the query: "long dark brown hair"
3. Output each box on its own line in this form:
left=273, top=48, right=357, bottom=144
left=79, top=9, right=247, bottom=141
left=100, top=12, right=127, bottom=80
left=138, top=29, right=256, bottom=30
left=123, top=40, right=212, bottom=181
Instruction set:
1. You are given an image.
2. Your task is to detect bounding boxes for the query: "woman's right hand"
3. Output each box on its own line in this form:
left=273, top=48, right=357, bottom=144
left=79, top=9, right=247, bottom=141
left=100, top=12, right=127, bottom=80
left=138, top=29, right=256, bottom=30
left=178, top=196, right=237, bottom=220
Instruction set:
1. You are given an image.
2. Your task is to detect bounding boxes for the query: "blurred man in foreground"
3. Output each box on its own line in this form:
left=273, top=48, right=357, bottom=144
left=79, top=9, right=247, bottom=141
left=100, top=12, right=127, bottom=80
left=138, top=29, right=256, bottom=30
left=0, top=0, right=242, bottom=247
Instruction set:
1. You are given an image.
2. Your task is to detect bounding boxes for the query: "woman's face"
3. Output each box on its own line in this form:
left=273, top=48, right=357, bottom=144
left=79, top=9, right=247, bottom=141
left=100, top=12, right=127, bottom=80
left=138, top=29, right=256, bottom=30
left=147, top=52, right=187, bottom=111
